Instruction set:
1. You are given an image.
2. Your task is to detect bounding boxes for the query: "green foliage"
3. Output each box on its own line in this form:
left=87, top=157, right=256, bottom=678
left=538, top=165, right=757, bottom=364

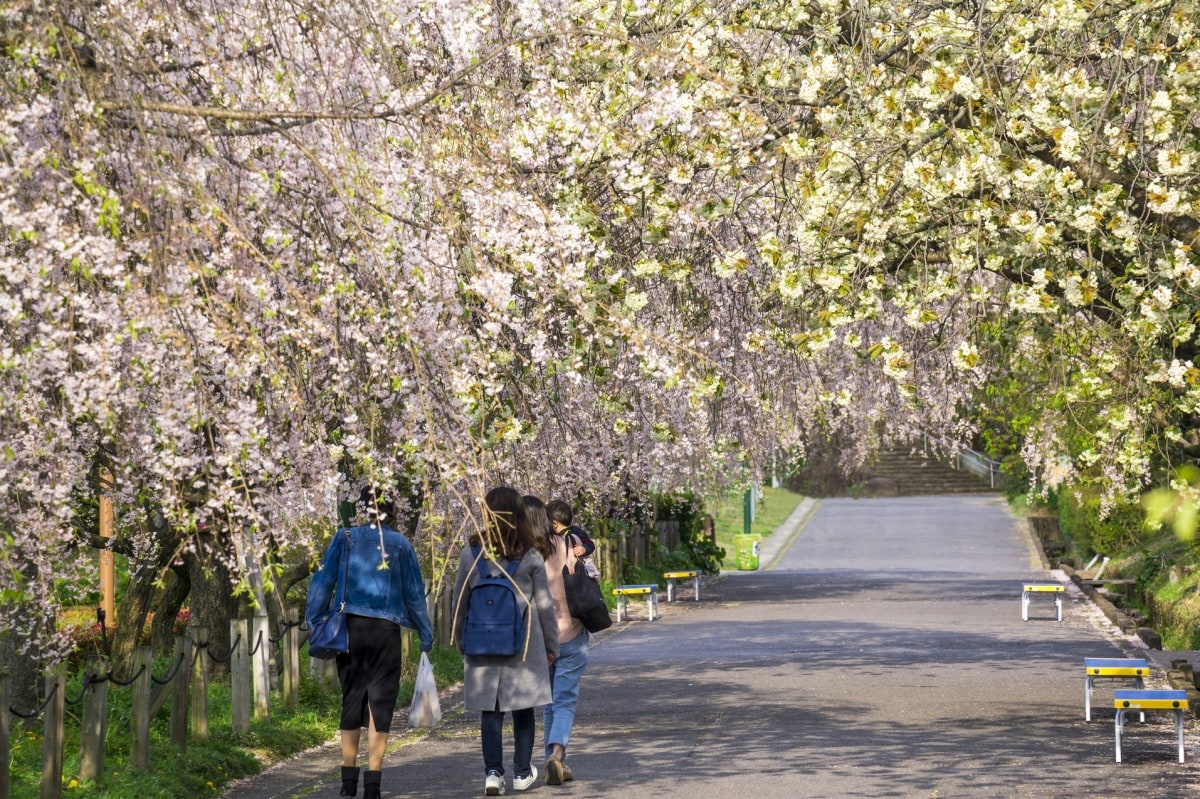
left=1056, top=490, right=1146, bottom=557
left=604, top=490, right=728, bottom=581
left=675, top=537, right=726, bottom=576
left=1142, top=464, right=1200, bottom=542
left=651, top=490, right=702, bottom=540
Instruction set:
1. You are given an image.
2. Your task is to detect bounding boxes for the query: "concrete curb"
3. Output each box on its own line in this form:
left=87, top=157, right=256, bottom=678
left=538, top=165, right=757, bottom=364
left=760, top=496, right=820, bottom=571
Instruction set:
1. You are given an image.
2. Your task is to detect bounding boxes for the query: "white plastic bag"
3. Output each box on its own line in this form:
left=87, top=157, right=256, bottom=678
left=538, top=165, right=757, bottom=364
left=408, top=651, right=441, bottom=728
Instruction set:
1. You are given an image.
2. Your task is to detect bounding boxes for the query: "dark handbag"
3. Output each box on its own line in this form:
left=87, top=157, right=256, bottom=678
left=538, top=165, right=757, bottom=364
left=562, top=563, right=612, bottom=633
left=308, top=531, right=351, bottom=659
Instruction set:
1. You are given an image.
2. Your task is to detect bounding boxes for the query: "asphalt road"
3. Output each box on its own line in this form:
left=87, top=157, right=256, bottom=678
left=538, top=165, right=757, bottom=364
left=224, top=495, right=1200, bottom=799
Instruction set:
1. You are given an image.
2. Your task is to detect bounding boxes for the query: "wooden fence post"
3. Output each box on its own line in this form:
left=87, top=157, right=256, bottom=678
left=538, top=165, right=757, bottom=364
left=251, top=614, right=269, bottom=721
left=231, top=619, right=250, bottom=733
left=310, top=655, right=338, bottom=689
left=438, top=582, right=453, bottom=647
left=169, top=635, right=192, bottom=753
left=190, top=624, right=209, bottom=741
left=595, top=539, right=619, bottom=585
left=78, top=655, right=109, bottom=783
left=424, top=578, right=435, bottom=644
left=40, top=666, right=65, bottom=799
left=1, top=669, right=10, bottom=799
left=282, top=609, right=299, bottom=711
left=130, top=646, right=153, bottom=771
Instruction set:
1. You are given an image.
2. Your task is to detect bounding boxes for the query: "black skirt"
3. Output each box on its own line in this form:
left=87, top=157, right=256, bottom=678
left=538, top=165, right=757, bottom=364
left=336, top=614, right=404, bottom=733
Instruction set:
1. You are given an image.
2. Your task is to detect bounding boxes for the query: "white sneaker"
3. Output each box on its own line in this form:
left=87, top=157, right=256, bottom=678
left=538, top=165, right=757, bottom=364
left=513, top=765, right=538, bottom=791
left=485, top=771, right=505, bottom=796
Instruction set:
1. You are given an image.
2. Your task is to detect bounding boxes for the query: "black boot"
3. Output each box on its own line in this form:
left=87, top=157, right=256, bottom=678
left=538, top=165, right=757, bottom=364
left=363, top=770, right=382, bottom=799
left=340, top=766, right=360, bottom=797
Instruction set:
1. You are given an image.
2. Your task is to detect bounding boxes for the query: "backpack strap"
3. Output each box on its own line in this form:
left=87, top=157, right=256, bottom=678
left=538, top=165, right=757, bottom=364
left=562, top=532, right=580, bottom=571
left=471, top=545, right=518, bottom=579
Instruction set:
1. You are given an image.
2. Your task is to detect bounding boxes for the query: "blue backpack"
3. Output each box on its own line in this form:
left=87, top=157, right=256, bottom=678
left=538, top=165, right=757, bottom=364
left=462, top=548, right=528, bottom=657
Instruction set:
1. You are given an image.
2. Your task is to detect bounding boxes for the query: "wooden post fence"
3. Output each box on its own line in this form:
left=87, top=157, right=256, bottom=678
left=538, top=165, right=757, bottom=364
left=169, top=635, right=191, bottom=753
left=436, top=582, right=453, bottom=647
left=311, top=653, right=338, bottom=689
left=251, top=614, right=269, bottom=722
left=5, top=609, right=312, bottom=795
left=594, top=538, right=619, bottom=584
left=190, top=624, right=209, bottom=741
left=1, top=670, right=10, bottom=799
left=282, top=608, right=300, bottom=710
left=231, top=619, right=250, bottom=734
left=40, top=666, right=65, bottom=799
left=78, top=656, right=108, bottom=784
left=131, top=646, right=153, bottom=771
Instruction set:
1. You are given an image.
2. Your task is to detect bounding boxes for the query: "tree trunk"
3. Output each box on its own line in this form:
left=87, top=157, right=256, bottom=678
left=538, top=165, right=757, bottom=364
left=183, top=526, right=242, bottom=679
left=110, top=565, right=156, bottom=678
left=0, top=613, right=49, bottom=721
left=0, top=558, right=58, bottom=718
left=151, top=567, right=190, bottom=653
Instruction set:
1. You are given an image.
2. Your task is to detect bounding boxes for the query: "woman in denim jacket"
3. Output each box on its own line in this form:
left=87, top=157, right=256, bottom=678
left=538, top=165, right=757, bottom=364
left=306, top=488, right=434, bottom=799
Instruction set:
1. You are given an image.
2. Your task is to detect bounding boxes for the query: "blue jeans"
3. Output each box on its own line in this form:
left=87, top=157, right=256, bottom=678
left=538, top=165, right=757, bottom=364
left=543, top=630, right=589, bottom=756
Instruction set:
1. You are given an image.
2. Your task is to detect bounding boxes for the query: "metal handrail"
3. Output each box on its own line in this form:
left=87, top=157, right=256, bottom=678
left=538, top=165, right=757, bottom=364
left=918, top=431, right=1005, bottom=489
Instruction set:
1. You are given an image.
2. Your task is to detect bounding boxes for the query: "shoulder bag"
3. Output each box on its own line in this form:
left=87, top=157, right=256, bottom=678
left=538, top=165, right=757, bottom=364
left=561, top=541, right=612, bottom=632
left=307, top=530, right=351, bottom=659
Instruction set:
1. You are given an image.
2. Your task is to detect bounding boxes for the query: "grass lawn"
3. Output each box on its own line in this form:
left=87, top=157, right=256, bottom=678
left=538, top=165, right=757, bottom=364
left=708, top=485, right=806, bottom=570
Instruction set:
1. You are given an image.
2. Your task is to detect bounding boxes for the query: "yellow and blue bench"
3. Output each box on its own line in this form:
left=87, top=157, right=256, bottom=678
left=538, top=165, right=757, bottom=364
left=1113, top=689, right=1189, bottom=763
left=613, top=585, right=659, bottom=622
left=1085, top=657, right=1148, bottom=722
left=663, top=570, right=700, bottom=603
left=1021, top=583, right=1064, bottom=621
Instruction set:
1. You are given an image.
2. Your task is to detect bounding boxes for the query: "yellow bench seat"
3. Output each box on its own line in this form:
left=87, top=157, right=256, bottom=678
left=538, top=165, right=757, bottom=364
left=1113, top=690, right=1189, bottom=763
left=1021, top=583, right=1064, bottom=622
left=1085, top=658, right=1148, bottom=722
left=613, top=585, right=659, bottom=622
left=663, top=571, right=700, bottom=602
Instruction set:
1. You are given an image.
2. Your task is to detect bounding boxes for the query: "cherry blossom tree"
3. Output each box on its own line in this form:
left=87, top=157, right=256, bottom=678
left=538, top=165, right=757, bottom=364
left=2, top=0, right=1198, bottom=685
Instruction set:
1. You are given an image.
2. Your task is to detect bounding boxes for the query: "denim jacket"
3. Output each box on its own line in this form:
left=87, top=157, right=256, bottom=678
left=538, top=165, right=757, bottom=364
left=304, top=523, right=434, bottom=651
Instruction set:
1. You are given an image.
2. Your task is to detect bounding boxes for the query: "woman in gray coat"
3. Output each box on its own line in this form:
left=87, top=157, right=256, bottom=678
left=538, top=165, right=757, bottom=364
left=454, top=486, right=559, bottom=795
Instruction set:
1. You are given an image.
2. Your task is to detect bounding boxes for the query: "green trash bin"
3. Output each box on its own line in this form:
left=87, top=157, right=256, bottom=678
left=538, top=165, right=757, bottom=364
left=733, top=534, right=761, bottom=570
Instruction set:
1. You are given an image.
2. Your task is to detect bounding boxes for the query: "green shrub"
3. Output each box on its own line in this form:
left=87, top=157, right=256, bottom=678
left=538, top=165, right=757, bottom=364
left=1056, top=491, right=1145, bottom=557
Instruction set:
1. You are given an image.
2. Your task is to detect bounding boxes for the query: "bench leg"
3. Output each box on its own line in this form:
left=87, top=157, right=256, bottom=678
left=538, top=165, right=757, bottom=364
left=666, top=579, right=676, bottom=603
left=616, top=595, right=627, bottom=623
left=1086, top=676, right=1093, bottom=722
left=1177, top=710, right=1186, bottom=763
left=1022, top=592, right=1029, bottom=621
left=1055, top=595, right=1062, bottom=622
left=1115, top=709, right=1124, bottom=763
left=692, top=574, right=701, bottom=601
left=647, top=593, right=658, bottom=621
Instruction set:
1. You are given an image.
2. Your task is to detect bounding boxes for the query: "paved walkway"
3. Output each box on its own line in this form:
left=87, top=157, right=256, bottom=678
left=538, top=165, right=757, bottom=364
left=223, top=495, right=1200, bottom=798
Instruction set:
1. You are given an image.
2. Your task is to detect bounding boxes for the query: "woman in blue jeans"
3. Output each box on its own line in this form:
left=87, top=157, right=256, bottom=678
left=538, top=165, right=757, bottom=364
left=524, top=496, right=590, bottom=786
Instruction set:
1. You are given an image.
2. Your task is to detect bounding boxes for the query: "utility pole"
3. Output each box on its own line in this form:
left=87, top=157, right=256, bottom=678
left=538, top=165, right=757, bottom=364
left=99, top=470, right=116, bottom=623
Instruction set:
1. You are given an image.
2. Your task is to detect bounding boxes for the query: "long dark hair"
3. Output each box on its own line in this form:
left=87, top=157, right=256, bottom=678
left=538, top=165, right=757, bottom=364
left=522, top=495, right=555, bottom=559
left=482, top=486, right=535, bottom=561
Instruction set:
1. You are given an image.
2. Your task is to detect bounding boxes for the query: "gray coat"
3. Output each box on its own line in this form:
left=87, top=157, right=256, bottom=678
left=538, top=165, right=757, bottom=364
left=453, top=547, right=559, bottom=712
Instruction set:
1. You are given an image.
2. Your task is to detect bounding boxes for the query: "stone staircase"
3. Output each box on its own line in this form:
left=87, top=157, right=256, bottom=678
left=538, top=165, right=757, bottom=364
left=859, top=448, right=998, bottom=496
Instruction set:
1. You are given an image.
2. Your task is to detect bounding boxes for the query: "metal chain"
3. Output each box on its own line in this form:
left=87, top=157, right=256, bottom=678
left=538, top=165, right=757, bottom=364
left=8, top=681, right=59, bottom=719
